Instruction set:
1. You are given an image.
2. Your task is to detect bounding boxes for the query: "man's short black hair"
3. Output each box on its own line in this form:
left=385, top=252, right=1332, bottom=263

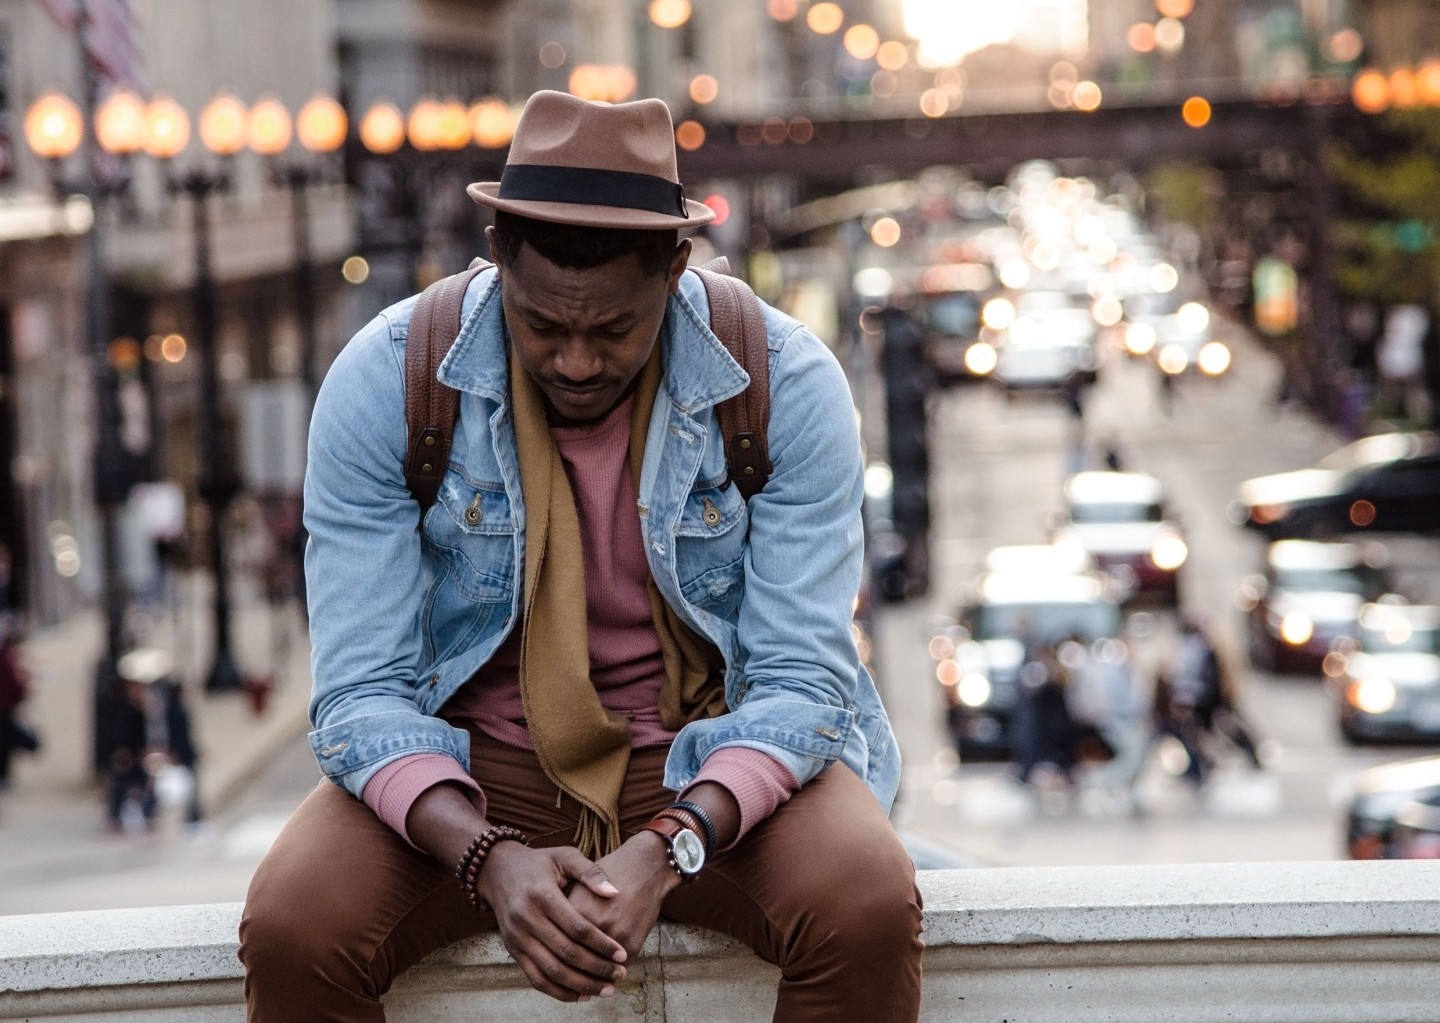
left=489, top=210, right=680, bottom=278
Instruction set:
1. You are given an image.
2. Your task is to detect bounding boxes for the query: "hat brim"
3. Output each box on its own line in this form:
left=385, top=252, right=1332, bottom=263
left=467, top=182, right=715, bottom=231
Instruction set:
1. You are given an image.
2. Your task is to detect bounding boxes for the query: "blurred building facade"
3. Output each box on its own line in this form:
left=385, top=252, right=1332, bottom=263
left=1, top=0, right=353, bottom=627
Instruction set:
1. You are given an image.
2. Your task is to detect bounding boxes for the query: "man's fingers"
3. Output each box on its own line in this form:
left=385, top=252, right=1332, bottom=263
left=510, top=934, right=619, bottom=1003
left=552, top=847, right=621, bottom=898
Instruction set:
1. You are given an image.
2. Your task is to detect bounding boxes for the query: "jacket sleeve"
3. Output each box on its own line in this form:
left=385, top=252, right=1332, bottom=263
left=670, top=317, right=868, bottom=787
left=302, top=309, right=471, bottom=798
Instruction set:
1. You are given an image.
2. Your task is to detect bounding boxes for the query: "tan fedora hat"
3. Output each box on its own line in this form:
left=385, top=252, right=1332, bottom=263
left=468, top=90, right=714, bottom=230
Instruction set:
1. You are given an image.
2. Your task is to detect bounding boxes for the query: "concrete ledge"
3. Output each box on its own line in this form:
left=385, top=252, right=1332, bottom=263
left=3, top=861, right=1440, bottom=1021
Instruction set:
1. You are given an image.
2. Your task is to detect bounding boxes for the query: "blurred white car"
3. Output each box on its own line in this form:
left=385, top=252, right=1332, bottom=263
left=1051, top=471, right=1187, bottom=604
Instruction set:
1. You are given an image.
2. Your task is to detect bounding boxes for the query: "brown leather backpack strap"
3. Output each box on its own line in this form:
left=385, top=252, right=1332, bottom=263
left=694, top=265, right=772, bottom=501
left=403, top=264, right=488, bottom=518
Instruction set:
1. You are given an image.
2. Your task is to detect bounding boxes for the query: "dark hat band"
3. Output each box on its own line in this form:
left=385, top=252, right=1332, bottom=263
left=498, top=164, right=690, bottom=220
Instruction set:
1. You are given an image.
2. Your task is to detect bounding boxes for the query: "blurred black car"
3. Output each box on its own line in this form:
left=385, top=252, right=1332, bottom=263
left=921, top=290, right=991, bottom=387
left=1232, top=431, right=1440, bottom=539
left=1050, top=471, right=1187, bottom=604
left=1333, top=601, right=1440, bottom=743
left=1345, top=755, right=1440, bottom=858
left=1237, top=540, right=1393, bottom=674
left=1390, top=793, right=1440, bottom=858
left=931, top=547, right=1123, bottom=759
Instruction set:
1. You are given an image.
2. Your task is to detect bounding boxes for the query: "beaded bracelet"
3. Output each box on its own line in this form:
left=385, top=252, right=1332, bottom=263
left=455, top=825, right=530, bottom=911
left=665, top=799, right=718, bottom=853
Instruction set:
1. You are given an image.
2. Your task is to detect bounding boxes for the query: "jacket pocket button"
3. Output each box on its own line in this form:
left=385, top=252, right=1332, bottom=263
left=816, top=727, right=842, bottom=741
left=702, top=497, right=721, bottom=527
left=464, top=493, right=483, bottom=526
left=428, top=673, right=440, bottom=687
left=319, top=742, right=349, bottom=757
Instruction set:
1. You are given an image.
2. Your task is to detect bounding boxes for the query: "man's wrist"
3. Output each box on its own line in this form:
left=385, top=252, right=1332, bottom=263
left=632, top=829, right=685, bottom=891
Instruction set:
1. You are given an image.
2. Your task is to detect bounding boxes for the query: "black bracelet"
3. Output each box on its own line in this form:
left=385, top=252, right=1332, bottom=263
left=668, top=799, right=717, bottom=853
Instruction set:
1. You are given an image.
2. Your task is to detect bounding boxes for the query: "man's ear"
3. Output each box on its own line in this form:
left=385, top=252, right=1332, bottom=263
left=667, top=238, right=693, bottom=294
left=484, top=225, right=502, bottom=279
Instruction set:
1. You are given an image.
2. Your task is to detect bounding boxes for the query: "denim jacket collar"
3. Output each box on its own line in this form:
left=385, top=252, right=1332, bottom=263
left=436, top=267, right=750, bottom=415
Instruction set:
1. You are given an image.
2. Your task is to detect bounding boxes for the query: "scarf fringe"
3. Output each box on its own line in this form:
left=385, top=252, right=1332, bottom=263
left=573, top=806, right=622, bottom=860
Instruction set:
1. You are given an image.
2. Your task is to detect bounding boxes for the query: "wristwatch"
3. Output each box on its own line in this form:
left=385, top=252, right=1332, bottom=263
left=642, top=815, right=706, bottom=884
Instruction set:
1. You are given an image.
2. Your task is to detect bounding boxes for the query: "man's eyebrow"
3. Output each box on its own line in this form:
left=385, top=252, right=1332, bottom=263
left=512, top=302, right=637, bottom=329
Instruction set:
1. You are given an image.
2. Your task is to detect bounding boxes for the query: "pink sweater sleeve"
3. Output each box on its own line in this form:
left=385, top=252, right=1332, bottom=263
left=362, top=754, right=486, bottom=848
left=682, top=747, right=799, bottom=850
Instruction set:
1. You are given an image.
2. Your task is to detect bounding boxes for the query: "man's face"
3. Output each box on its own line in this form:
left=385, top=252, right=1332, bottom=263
left=491, top=228, right=689, bottom=425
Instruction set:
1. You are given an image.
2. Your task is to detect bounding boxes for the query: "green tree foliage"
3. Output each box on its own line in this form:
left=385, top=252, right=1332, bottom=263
left=1328, top=110, right=1440, bottom=305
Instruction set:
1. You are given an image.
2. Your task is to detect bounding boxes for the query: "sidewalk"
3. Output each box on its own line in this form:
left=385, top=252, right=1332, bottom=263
left=1, top=570, right=312, bottom=829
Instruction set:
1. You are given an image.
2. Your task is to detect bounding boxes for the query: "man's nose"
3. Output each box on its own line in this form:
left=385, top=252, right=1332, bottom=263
left=554, top=336, right=603, bottom=380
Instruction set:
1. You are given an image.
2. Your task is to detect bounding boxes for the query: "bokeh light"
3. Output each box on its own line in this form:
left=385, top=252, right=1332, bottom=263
left=1155, top=17, right=1185, bottom=53
left=1155, top=0, right=1193, bottom=19
left=689, top=74, right=719, bottom=105
left=1182, top=95, right=1212, bottom=128
left=876, top=40, right=909, bottom=70
left=1351, top=69, right=1390, bottom=113
left=1125, top=22, right=1155, bottom=55
left=360, top=101, right=405, bottom=154
left=870, top=217, right=902, bottom=247
left=1072, top=81, right=1103, bottom=112
left=675, top=119, right=706, bottom=151
left=807, top=2, right=844, bottom=34
left=844, top=24, right=880, bottom=60
left=767, top=0, right=799, bottom=21
left=648, top=0, right=692, bottom=28
left=1327, top=28, right=1364, bottom=64
left=919, top=88, right=949, bottom=117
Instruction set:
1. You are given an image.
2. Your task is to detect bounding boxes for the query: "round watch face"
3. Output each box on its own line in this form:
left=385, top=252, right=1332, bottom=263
left=672, top=828, right=705, bottom=874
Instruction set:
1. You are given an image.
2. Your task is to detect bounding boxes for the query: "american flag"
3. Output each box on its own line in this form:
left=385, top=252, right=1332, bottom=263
left=36, top=0, right=148, bottom=93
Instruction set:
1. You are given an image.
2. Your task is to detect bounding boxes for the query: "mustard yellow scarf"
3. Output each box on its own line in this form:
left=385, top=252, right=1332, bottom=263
left=509, top=343, right=725, bottom=858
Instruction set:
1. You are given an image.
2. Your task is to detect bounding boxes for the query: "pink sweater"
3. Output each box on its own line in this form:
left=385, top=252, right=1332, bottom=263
left=364, top=394, right=796, bottom=847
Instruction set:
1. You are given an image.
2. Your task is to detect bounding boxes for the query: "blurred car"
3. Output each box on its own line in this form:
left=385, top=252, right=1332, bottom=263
left=1148, top=302, right=1233, bottom=379
left=1344, top=755, right=1440, bottom=858
left=1333, top=601, right=1440, bottom=743
left=1232, top=431, right=1440, bottom=539
left=1237, top=539, right=1394, bottom=674
left=931, top=550, right=1123, bottom=759
left=1050, top=471, right=1187, bottom=604
left=991, top=292, right=1100, bottom=392
left=1390, top=793, right=1440, bottom=858
left=920, top=290, right=991, bottom=387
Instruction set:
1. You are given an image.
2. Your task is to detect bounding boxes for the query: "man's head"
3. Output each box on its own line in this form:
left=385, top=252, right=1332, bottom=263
left=486, top=213, right=688, bottom=424
left=467, top=90, right=712, bottom=424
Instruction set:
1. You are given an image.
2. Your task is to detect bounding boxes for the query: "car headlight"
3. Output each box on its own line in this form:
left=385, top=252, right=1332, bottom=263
left=1197, top=340, right=1231, bottom=376
left=1279, top=611, right=1314, bottom=646
left=1125, top=322, right=1156, bottom=355
left=957, top=673, right=993, bottom=708
left=1348, top=677, right=1397, bottom=715
left=964, top=340, right=998, bottom=376
left=1157, top=344, right=1188, bottom=375
left=1150, top=533, right=1188, bottom=571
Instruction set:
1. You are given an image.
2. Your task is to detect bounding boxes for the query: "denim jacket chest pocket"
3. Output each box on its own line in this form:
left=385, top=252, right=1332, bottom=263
left=421, top=470, right=517, bottom=660
left=673, top=479, right=748, bottom=618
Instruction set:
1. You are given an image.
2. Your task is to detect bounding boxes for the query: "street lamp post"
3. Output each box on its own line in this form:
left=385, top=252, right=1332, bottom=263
left=22, top=84, right=143, bottom=772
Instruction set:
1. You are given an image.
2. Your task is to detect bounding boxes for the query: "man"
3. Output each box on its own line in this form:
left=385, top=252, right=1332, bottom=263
left=239, top=91, right=922, bottom=1022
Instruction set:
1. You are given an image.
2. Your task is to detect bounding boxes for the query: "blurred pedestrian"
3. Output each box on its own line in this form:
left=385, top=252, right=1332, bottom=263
left=1159, top=616, right=1263, bottom=787
left=1012, top=640, right=1078, bottom=786
left=108, top=647, right=204, bottom=832
left=1068, top=637, right=1150, bottom=812
left=0, top=613, right=37, bottom=792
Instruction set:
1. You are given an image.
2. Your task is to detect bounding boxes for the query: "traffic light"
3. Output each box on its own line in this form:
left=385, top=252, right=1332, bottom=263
left=879, top=305, right=933, bottom=598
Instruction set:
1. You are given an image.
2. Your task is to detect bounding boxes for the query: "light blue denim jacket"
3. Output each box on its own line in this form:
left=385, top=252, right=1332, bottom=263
left=303, top=267, right=901, bottom=811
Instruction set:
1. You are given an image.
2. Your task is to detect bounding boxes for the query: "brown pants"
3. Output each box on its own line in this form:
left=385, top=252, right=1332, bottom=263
left=239, top=733, right=923, bottom=1023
